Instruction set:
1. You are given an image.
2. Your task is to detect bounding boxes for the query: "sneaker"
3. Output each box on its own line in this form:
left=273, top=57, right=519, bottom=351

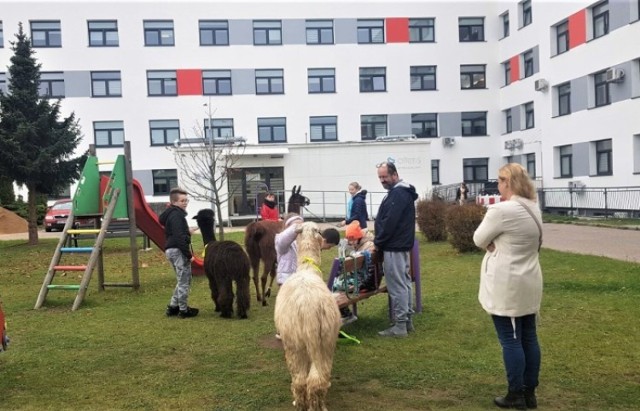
left=165, top=305, right=179, bottom=317
left=341, top=314, right=358, bottom=326
left=378, top=323, right=408, bottom=338
left=178, top=307, right=199, bottom=318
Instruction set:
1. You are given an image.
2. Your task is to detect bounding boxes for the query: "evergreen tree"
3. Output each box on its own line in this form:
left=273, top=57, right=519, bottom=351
left=0, top=23, right=86, bottom=244
left=0, top=176, right=15, bottom=206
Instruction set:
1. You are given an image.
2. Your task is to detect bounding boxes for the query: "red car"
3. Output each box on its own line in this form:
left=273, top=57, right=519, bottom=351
left=44, top=199, right=95, bottom=232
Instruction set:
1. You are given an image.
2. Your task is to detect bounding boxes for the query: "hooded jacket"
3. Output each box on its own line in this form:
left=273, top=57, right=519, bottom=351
left=345, top=190, right=369, bottom=229
left=159, top=205, right=192, bottom=259
left=374, top=181, right=418, bottom=252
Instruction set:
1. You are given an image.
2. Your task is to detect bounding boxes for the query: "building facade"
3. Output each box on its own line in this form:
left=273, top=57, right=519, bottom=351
left=1, top=1, right=639, bottom=219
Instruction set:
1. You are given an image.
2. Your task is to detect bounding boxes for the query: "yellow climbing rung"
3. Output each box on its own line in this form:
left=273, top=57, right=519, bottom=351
left=96, top=160, right=116, bottom=165
left=67, top=229, right=101, bottom=234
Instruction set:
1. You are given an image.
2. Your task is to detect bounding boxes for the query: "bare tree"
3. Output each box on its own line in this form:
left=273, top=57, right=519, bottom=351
left=172, top=123, right=245, bottom=240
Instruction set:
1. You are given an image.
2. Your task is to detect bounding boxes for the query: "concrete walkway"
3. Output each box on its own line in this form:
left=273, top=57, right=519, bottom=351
left=2, top=222, right=639, bottom=264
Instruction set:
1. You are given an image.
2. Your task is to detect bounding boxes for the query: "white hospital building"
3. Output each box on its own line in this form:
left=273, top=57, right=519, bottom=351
left=1, top=1, right=639, bottom=220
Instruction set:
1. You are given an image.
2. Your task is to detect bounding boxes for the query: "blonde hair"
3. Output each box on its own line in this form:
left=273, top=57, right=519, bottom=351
left=349, top=182, right=361, bottom=191
left=499, top=163, right=537, bottom=201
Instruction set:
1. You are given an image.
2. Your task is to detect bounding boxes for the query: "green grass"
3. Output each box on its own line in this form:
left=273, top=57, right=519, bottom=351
left=1, top=233, right=639, bottom=410
left=543, top=213, right=640, bottom=228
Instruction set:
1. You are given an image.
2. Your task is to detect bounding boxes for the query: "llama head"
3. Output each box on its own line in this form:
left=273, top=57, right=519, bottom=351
left=287, top=185, right=310, bottom=214
left=193, top=208, right=216, bottom=245
left=296, top=222, right=323, bottom=268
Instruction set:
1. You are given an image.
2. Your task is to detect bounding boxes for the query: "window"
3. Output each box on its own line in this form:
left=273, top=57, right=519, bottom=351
left=147, top=71, right=177, bottom=96
left=359, top=67, right=386, bottom=92
left=505, top=109, right=513, bottom=134
left=306, top=20, right=333, bottom=44
left=556, top=21, right=569, bottom=54
left=458, top=17, right=484, bottom=42
left=524, top=102, right=535, bottom=129
left=152, top=169, right=177, bottom=196
left=463, top=158, right=489, bottom=182
left=203, top=70, right=232, bottom=95
left=592, top=1, right=609, bottom=39
left=258, top=117, right=286, bottom=143
left=558, top=82, right=571, bottom=116
left=409, top=18, right=434, bottom=42
left=88, top=20, right=118, bottom=47
left=410, top=66, right=436, bottom=90
left=39, top=72, right=65, bottom=98
left=308, top=68, right=335, bottom=93
left=460, top=65, right=486, bottom=89
left=461, top=112, right=487, bottom=136
left=91, top=71, right=122, bottom=97
left=521, top=0, right=532, bottom=27
left=501, top=12, right=510, bottom=38
left=150, top=120, right=180, bottom=146
left=411, top=113, right=438, bottom=138
left=431, top=160, right=440, bottom=185
left=360, top=115, right=387, bottom=140
left=594, top=70, right=610, bottom=107
left=526, top=153, right=536, bottom=178
left=253, top=20, right=282, bottom=45
left=523, top=50, right=534, bottom=78
left=309, top=116, right=338, bottom=141
left=199, top=20, right=229, bottom=46
left=31, top=21, right=61, bottom=47
left=560, top=145, right=573, bottom=177
left=357, top=19, right=384, bottom=44
left=144, top=20, right=174, bottom=46
left=204, top=118, right=234, bottom=139
left=94, top=121, right=124, bottom=147
left=255, top=69, right=284, bottom=94
left=503, top=61, right=511, bottom=85
left=596, top=139, right=612, bottom=175
left=0, top=72, right=7, bottom=94
left=0, top=21, right=3, bottom=47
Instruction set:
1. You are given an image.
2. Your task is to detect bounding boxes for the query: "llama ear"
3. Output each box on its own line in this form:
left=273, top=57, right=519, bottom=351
left=291, top=185, right=297, bottom=195
left=296, top=186, right=302, bottom=195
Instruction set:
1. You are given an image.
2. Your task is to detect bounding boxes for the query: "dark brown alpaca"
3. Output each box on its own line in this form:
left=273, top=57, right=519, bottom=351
left=195, top=209, right=251, bottom=319
left=244, top=186, right=310, bottom=306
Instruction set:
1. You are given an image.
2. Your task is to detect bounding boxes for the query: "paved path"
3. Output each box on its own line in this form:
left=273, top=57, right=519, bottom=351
left=2, top=223, right=639, bottom=264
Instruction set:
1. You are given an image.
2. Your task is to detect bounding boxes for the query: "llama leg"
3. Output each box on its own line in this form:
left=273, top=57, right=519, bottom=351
left=284, top=348, right=310, bottom=411
left=261, top=267, right=269, bottom=306
left=217, top=277, right=234, bottom=318
left=209, top=275, right=221, bottom=312
left=236, top=271, right=251, bottom=319
left=265, top=261, right=277, bottom=298
left=251, top=262, right=262, bottom=302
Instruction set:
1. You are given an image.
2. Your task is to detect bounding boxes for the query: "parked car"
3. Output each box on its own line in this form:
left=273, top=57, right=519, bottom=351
left=44, top=199, right=96, bottom=232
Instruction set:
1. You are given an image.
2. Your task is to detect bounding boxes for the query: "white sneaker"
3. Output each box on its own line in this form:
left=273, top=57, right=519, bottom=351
left=341, top=314, right=358, bottom=326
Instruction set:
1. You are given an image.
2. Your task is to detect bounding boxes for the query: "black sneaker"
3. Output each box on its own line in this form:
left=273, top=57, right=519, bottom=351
left=178, top=307, right=199, bottom=318
left=165, top=305, right=179, bottom=317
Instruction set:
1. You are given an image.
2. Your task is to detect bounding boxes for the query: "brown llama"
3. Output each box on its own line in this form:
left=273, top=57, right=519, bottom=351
left=195, top=209, right=251, bottom=319
left=274, top=222, right=341, bottom=411
left=244, top=186, right=310, bottom=306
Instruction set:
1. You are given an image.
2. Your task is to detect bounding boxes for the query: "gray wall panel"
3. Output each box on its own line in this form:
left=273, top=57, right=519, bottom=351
left=511, top=105, right=522, bottom=131
left=532, top=46, right=540, bottom=75
left=282, top=19, right=305, bottom=45
left=229, top=20, right=253, bottom=45
left=610, top=61, right=633, bottom=103
left=610, top=0, right=632, bottom=29
left=388, top=113, right=411, bottom=135
left=439, top=112, right=460, bottom=136
left=231, top=68, right=255, bottom=95
left=132, top=170, right=154, bottom=197
left=571, top=76, right=589, bottom=112
left=64, top=71, right=90, bottom=98
left=573, top=142, right=590, bottom=176
left=335, top=18, right=357, bottom=44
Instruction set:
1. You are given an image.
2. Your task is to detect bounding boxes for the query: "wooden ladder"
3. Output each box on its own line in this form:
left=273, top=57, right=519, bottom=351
left=34, top=188, right=121, bottom=311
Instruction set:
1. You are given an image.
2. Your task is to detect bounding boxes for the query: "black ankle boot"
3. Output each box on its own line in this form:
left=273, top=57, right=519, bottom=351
left=524, top=387, right=537, bottom=409
left=494, top=390, right=526, bottom=410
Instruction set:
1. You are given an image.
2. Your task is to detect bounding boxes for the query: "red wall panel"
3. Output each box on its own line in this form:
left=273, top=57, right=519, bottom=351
left=176, top=69, right=202, bottom=96
left=386, top=18, right=409, bottom=43
left=568, top=9, right=586, bottom=49
left=509, top=56, right=520, bottom=83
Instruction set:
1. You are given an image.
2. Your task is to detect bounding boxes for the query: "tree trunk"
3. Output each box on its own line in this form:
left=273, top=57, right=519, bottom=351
left=27, top=182, right=39, bottom=245
left=215, top=201, right=225, bottom=241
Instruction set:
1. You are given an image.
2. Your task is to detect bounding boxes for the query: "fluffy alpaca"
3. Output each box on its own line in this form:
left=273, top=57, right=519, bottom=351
left=194, top=209, right=251, bottom=319
left=274, top=222, right=341, bottom=411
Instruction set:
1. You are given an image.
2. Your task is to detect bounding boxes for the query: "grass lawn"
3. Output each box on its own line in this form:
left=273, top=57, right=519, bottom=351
left=0, top=232, right=639, bottom=410
left=543, top=213, right=640, bottom=228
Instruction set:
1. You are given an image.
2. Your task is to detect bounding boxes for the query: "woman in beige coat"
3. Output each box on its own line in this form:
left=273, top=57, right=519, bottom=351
left=473, top=163, right=543, bottom=410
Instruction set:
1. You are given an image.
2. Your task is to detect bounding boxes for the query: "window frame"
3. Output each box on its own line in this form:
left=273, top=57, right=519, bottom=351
left=501, top=12, right=510, bottom=38
left=556, top=21, right=569, bottom=54
left=143, top=20, right=175, bottom=47
left=199, top=20, right=229, bottom=46
left=463, top=158, right=489, bottom=182
left=521, top=0, right=533, bottom=27
left=458, top=17, right=484, bottom=42
left=255, top=69, right=284, bottom=95
left=152, top=169, right=178, bottom=196
left=357, top=19, right=385, bottom=44
left=409, top=18, right=435, bottom=43
left=0, top=21, right=3, bottom=48
left=88, top=20, right=118, bottom=47
left=149, top=120, right=180, bottom=146
left=410, top=65, right=436, bottom=91
left=505, top=109, right=513, bottom=134
left=524, top=102, right=535, bottom=129
left=411, top=113, right=438, bottom=138
left=0, top=72, right=6, bottom=94
left=94, top=121, right=125, bottom=148
left=306, top=20, right=334, bottom=45
left=359, top=67, right=387, bottom=93
left=594, top=70, right=610, bottom=107
left=204, top=118, right=235, bottom=139
left=360, top=114, right=388, bottom=141
left=595, top=139, right=612, bottom=176
left=91, top=71, right=122, bottom=97
left=461, top=112, right=487, bottom=136
left=526, top=153, right=536, bottom=178
left=30, top=20, right=62, bottom=47
left=431, top=159, right=440, bottom=185
left=504, top=60, right=511, bottom=86
left=38, top=72, right=65, bottom=98
left=202, top=70, right=232, bottom=95
left=258, top=117, right=287, bottom=143
left=560, top=145, right=573, bottom=178
left=558, top=82, right=571, bottom=116
left=147, top=71, right=177, bottom=96
left=307, top=68, right=336, bottom=93
left=523, top=50, right=534, bottom=78
left=253, top=20, right=282, bottom=46
left=309, top=116, right=338, bottom=142
left=592, top=1, right=609, bottom=39
left=460, top=64, right=486, bottom=89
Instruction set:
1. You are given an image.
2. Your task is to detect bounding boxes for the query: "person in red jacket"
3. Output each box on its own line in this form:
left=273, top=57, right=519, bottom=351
left=260, top=192, right=280, bottom=221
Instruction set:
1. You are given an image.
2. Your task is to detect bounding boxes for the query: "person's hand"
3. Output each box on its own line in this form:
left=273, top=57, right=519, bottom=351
left=487, top=242, right=495, bottom=252
left=189, top=227, right=199, bottom=234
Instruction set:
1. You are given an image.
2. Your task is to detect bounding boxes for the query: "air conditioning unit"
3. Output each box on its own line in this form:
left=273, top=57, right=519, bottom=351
left=605, top=68, right=625, bottom=83
left=568, top=180, right=586, bottom=190
left=504, top=141, right=514, bottom=150
left=534, top=78, right=549, bottom=91
left=442, top=137, right=455, bottom=147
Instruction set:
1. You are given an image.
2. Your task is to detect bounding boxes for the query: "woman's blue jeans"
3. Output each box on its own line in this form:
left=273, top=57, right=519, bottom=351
left=492, top=314, right=541, bottom=392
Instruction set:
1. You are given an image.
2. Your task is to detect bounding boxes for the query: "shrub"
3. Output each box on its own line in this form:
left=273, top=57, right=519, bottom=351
left=445, top=203, right=486, bottom=253
left=416, top=196, right=448, bottom=242
left=0, top=177, right=14, bottom=206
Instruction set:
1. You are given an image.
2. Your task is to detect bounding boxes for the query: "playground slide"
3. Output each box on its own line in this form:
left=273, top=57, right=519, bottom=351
left=130, top=179, right=205, bottom=276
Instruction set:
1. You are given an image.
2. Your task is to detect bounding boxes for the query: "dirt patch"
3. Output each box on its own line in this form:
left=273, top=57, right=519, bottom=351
left=258, top=334, right=283, bottom=350
left=0, top=207, right=28, bottom=234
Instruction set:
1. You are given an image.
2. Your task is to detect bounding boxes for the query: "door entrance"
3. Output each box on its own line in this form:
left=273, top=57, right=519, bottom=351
left=228, top=167, right=284, bottom=216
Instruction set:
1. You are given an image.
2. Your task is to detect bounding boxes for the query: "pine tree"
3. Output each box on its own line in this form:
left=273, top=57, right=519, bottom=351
left=0, top=23, right=87, bottom=244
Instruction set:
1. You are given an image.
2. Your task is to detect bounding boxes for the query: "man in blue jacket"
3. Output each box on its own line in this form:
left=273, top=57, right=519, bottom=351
left=374, top=161, right=418, bottom=337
